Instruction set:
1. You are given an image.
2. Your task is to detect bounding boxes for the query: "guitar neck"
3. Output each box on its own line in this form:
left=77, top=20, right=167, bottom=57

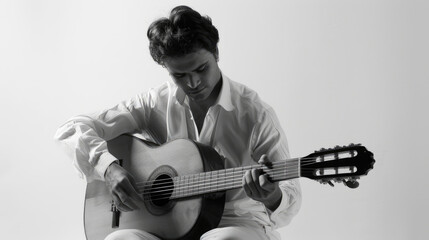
left=169, top=158, right=301, bottom=200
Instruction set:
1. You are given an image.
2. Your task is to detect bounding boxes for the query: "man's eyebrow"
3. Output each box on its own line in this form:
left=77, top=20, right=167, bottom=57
left=171, top=61, right=208, bottom=75
left=192, top=61, right=208, bottom=72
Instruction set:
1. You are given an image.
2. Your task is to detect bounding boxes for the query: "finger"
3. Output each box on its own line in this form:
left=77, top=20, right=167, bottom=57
left=259, top=174, right=273, bottom=191
left=251, top=169, right=264, bottom=195
left=112, top=193, right=132, bottom=212
left=123, top=178, right=143, bottom=204
left=258, top=154, right=268, bottom=165
left=116, top=190, right=139, bottom=211
left=258, top=154, right=273, bottom=169
left=242, top=177, right=253, bottom=197
left=244, top=170, right=261, bottom=198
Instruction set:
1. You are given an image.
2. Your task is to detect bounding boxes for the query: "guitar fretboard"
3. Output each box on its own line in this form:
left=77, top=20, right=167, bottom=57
left=168, top=158, right=301, bottom=200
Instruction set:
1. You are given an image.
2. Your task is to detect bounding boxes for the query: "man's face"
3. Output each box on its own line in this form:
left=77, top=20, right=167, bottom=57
left=163, top=48, right=221, bottom=102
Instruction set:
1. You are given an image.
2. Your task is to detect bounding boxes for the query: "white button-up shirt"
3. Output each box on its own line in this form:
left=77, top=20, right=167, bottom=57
left=54, top=73, right=301, bottom=239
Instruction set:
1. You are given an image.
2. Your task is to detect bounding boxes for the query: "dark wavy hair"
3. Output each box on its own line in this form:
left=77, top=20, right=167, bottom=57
left=147, top=5, right=220, bottom=65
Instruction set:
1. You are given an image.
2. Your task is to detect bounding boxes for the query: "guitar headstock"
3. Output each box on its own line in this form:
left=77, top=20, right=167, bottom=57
left=300, top=144, right=375, bottom=188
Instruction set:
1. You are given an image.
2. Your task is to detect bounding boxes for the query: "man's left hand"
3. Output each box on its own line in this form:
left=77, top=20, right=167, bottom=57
left=242, top=154, right=282, bottom=211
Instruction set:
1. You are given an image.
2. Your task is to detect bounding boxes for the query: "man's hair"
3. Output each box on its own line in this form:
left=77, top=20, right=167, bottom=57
left=147, top=5, right=220, bottom=65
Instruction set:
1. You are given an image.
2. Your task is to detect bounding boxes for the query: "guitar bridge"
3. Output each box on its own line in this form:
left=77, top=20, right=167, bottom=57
left=110, top=200, right=120, bottom=228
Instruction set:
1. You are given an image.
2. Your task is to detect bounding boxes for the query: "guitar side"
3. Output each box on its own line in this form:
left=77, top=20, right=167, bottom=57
left=84, top=135, right=225, bottom=240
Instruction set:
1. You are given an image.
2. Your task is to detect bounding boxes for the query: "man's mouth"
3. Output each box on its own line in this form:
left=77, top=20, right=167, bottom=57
left=189, top=88, right=205, bottom=95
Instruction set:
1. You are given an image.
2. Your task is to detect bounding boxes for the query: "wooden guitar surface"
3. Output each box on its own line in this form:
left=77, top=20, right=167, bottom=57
left=84, top=135, right=225, bottom=240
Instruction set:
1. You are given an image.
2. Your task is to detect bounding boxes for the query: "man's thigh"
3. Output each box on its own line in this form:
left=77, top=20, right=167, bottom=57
left=103, top=225, right=272, bottom=240
left=200, top=226, right=269, bottom=240
left=104, top=229, right=161, bottom=240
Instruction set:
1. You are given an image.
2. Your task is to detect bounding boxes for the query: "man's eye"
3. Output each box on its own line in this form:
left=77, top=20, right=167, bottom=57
left=173, top=74, right=185, bottom=78
left=196, top=65, right=207, bottom=73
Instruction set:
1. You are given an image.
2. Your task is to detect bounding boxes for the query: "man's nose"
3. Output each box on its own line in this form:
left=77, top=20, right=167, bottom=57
left=187, top=74, right=201, bottom=89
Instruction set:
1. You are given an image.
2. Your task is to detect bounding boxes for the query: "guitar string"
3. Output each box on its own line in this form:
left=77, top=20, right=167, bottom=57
left=134, top=161, right=299, bottom=189
left=132, top=162, right=353, bottom=197
left=140, top=171, right=302, bottom=202
left=141, top=170, right=300, bottom=201
left=137, top=167, right=320, bottom=199
left=139, top=168, right=320, bottom=200
left=113, top=153, right=359, bottom=202
left=132, top=160, right=354, bottom=195
left=137, top=166, right=351, bottom=202
left=137, top=167, right=325, bottom=200
left=133, top=154, right=350, bottom=188
left=135, top=162, right=302, bottom=195
left=133, top=156, right=312, bottom=187
left=139, top=172, right=300, bottom=201
left=136, top=167, right=351, bottom=202
left=143, top=168, right=354, bottom=203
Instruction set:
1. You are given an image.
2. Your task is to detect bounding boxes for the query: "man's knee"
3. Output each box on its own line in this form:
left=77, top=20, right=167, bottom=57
left=200, top=226, right=267, bottom=240
left=104, top=229, right=160, bottom=240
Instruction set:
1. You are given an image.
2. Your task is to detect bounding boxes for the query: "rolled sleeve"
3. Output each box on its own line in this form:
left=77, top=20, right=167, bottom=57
left=94, top=152, right=120, bottom=181
left=54, top=92, right=154, bottom=182
left=265, top=179, right=302, bottom=228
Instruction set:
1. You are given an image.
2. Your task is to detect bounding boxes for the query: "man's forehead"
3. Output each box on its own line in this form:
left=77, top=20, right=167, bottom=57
left=164, top=49, right=213, bottom=73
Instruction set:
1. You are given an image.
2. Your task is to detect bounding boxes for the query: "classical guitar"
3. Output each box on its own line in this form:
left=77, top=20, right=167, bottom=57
left=84, top=135, right=375, bottom=240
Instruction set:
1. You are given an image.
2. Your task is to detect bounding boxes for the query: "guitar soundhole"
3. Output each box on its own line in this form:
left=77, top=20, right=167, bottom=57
left=144, top=165, right=177, bottom=216
left=151, top=174, right=173, bottom=206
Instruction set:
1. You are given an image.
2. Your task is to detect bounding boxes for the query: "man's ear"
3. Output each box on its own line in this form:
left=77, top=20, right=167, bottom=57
left=215, top=47, right=219, bottom=62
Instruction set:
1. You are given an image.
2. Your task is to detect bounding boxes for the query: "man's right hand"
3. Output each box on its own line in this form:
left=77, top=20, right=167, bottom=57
left=104, top=162, right=143, bottom=212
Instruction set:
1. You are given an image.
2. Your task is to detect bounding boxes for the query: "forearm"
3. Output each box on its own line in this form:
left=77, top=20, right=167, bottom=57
left=261, top=186, right=283, bottom=211
left=54, top=96, right=149, bottom=181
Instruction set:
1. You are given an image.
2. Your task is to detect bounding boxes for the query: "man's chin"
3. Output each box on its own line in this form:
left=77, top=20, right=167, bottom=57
left=187, top=90, right=208, bottom=101
left=188, top=94, right=206, bottom=102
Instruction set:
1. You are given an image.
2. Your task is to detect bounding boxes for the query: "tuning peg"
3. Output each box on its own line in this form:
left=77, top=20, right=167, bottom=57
left=315, top=147, right=326, bottom=153
left=343, top=179, right=359, bottom=188
left=334, top=178, right=343, bottom=183
left=348, top=143, right=361, bottom=147
left=318, top=179, right=334, bottom=187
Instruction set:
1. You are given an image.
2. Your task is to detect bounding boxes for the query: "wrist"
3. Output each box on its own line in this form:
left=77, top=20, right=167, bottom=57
left=263, top=189, right=282, bottom=212
left=104, top=161, right=120, bottom=178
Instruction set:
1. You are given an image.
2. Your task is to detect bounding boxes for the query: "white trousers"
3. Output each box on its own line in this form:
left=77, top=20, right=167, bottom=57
left=105, top=223, right=273, bottom=240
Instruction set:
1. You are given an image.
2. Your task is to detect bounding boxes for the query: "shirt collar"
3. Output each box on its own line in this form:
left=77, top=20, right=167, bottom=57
left=173, top=72, right=235, bottom=111
left=173, top=82, right=187, bottom=105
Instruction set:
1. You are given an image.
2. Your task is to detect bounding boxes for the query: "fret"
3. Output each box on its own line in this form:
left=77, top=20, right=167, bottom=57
left=185, top=174, right=189, bottom=197
left=171, top=176, right=180, bottom=199
left=178, top=175, right=182, bottom=198
left=171, top=179, right=176, bottom=199
left=219, top=169, right=226, bottom=191
left=274, top=161, right=285, bottom=182
left=212, top=170, right=218, bottom=193
left=190, top=173, right=196, bottom=197
left=234, top=166, right=245, bottom=189
left=226, top=168, right=235, bottom=190
left=198, top=172, right=204, bottom=195
left=172, top=177, right=179, bottom=199
left=179, top=176, right=183, bottom=198
left=205, top=172, right=210, bottom=193
left=195, top=173, right=200, bottom=196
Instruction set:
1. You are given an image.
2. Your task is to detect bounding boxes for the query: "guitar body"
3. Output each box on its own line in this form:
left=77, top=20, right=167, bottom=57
left=83, top=135, right=375, bottom=240
left=84, top=135, right=226, bottom=240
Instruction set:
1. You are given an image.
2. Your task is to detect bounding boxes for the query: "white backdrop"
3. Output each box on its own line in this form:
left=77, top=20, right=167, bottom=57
left=1, top=0, right=428, bottom=239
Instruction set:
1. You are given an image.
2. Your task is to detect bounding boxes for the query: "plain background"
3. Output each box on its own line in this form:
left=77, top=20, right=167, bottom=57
left=1, top=0, right=428, bottom=239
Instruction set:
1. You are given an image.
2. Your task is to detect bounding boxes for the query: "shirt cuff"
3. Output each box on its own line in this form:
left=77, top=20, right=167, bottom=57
left=265, top=187, right=289, bottom=219
left=94, top=151, right=119, bottom=181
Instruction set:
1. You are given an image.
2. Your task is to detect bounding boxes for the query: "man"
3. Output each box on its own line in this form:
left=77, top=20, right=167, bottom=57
left=55, top=5, right=301, bottom=240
